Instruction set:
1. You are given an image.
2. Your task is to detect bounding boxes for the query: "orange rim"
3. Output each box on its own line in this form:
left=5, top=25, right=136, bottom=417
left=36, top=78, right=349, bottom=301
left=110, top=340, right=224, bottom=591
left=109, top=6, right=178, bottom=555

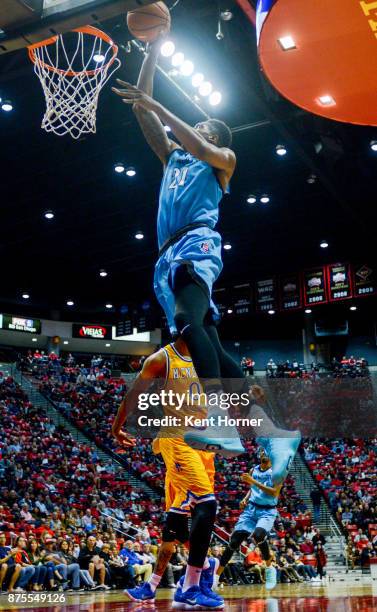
left=28, top=25, right=119, bottom=77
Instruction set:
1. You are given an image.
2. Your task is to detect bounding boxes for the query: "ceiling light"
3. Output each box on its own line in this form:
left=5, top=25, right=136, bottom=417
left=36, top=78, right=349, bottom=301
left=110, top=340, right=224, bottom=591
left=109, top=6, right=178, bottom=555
left=227, top=308, right=233, bottom=314
left=276, top=144, right=287, bottom=156
left=93, top=52, right=105, bottom=62
left=209, top=91, right=222, bottom=106
left=135, top=231, right=144, bottom=240
left=66, top=300, right=74, bottom=306
left=221, top=9, right=233, bottom=21
left=199, top=81, right=213, bottom=97
left=22, top=293, right=30, bottom=299
left=350, top=306, right=357, bottom=311
left=164, top=125, right=171, bottom=132
left=44, top=210, right=54, bottom=219
left=305, top=309, right=312, bottom=314
left=160, top=40, right=175, bottom=57
left=192, top=73, right=204, bottom=88
left=99, top=269, right=108, bottom=277
left=105, top=303, right=113, bottom=309
left=126, top=167, right=136, bottom=177
left=63, top=341, right=69, bottom=345
left=278, top=35, right=296, bottom=50
left=1, top=100, right=13, bottom=112
left=317, top=94, right=336, bottom=107
left=260, top=195, right=270, bottom=204
left=247, top=195, right=257, bottom=204
left=32, top=338, right=37, bottom=342
left=370, top=140, right=377, bottom=151
left=320, top=240, right=329, bottom=249
left=180, top=60, right=194, bottom=76
left=172, top=52, right=184, bottom=67
left=268, top=310, right=275, bottom=315
left=114, top=162, right=125, bottom=174
left=105, top=343, right=111, bottom=347
left=223, top=242, right=232, bottom=250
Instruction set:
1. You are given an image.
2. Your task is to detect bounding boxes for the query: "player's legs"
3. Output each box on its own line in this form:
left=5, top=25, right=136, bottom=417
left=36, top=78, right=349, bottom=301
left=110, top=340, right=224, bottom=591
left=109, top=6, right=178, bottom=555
left=204, top=323, right=301, bottom=481
left=173, top=265, right=222, bottom=385
left=217, top=529, right=250, bottom=577
left=253, top=513, right=278, bottom=590
left=205, top=324, right=246, bottom=381
left=217, top=504, right=256, bottom=578
left=125, top=512, right=189, bottom=601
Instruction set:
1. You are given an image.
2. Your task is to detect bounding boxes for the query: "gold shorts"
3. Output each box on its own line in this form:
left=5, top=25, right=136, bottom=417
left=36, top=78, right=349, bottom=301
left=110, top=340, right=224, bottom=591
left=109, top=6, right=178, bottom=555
left=153, top=437, right=215, bottom=514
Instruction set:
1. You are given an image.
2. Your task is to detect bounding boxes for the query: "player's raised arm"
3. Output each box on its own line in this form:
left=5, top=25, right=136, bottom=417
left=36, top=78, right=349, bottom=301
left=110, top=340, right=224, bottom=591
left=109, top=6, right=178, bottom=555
left=112, top=82, right=235, bottom=180
left=111, top=350, right=166, bottom=446
left=113, top=41, right=176, bottom=165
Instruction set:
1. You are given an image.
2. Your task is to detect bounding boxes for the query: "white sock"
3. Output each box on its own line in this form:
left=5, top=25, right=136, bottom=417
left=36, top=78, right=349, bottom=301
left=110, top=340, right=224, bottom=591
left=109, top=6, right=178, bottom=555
left=213, top=573, right=220, bottom=589
left=182, top=565, right=202, bottom=593
left=149, top=573, right=162, bottom=593
left=203, top=557, right=210, bottom=570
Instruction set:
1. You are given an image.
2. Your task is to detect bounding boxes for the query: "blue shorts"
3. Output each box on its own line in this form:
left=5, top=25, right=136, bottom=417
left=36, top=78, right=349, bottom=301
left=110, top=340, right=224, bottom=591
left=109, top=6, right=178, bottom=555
left=234, top=504, right=278, bottom=535
left=154, top=227, right=223, bottom=334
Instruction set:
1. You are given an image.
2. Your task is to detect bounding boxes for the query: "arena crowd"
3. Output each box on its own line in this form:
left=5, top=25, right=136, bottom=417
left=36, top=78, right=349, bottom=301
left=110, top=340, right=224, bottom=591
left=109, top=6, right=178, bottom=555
left=0, top=347, right=375, bottom=592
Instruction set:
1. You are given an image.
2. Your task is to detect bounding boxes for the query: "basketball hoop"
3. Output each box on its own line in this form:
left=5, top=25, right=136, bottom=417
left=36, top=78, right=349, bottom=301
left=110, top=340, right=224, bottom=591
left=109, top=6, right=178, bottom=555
left=28, top=26, right=121, bottom=139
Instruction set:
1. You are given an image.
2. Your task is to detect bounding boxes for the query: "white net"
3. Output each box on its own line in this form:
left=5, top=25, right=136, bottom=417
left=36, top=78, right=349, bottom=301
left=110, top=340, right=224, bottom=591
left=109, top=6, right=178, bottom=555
left=29, top=27, right=121, bottom=139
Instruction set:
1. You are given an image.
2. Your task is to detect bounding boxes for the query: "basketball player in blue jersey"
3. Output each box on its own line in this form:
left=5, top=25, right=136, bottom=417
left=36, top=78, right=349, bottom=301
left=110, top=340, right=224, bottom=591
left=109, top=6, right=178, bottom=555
left=216, top=448, right=279, bottom=590
left=112, top=38, right=300, bottom=478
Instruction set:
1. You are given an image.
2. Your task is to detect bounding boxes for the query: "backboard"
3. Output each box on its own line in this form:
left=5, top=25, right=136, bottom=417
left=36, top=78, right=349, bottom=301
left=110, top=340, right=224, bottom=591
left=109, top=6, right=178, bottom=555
left=0, top=0, right=156, bottom=54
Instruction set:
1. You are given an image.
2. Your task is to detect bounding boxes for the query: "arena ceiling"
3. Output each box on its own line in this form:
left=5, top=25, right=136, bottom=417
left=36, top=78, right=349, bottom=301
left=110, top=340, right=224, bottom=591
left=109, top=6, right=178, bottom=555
left=0, top=0, right=376, bottom=323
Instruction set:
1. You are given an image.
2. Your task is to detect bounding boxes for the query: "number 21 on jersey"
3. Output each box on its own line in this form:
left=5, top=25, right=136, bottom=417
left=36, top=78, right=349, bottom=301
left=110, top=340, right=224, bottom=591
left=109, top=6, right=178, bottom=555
left=169, top=167, right=189, bottom=190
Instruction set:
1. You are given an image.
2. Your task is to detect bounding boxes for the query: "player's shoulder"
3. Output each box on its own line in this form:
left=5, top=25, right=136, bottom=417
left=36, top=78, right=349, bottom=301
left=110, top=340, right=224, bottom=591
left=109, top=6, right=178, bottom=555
left=140, top=349, right=167, bottom=377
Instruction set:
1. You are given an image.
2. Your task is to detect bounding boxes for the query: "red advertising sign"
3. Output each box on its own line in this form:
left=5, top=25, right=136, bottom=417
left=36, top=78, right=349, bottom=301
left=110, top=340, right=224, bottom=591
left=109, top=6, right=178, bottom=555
left=304, top=267, right=328, bottom=306
left=72, top=324, right=112, bottom=340
left=327, top=263, right=352, bottom=301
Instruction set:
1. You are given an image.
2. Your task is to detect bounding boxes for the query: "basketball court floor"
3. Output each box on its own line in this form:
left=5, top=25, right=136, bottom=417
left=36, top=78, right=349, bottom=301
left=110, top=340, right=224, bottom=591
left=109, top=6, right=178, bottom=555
left=0, top=584, right=376, bottom=611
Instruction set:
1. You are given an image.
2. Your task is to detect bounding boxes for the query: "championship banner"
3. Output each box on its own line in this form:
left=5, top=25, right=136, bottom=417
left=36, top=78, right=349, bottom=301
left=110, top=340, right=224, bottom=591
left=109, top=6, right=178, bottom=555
left=72, top=323, right=112, bottom=340
left=327, top=263, right=352, bottom=302
left=116, top=317, right=134, bottom=337
left=304, top=268, right=328, bottom=306
left=0, top=314, right=41, bottom=334
left=255, top=278, right=277, bottom=313
left=352, top=264, right=377, bottom=298
left=232, top=283, right=252, bottom=315
left=136, top=301, right=155, bottom=333
left=279, top=273, right=302, bottom=311
left=213, top=287, right=229, bottom=318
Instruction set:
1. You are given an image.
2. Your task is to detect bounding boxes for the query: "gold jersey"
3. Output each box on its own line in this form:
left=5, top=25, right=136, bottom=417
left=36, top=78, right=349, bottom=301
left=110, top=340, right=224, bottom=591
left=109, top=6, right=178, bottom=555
left=156, top=342, right=206, bottom=439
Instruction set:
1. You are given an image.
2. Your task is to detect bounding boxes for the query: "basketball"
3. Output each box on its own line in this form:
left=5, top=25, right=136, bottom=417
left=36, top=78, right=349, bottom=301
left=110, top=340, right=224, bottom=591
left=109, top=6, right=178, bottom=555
left=127, top=2, right=171, bottom=43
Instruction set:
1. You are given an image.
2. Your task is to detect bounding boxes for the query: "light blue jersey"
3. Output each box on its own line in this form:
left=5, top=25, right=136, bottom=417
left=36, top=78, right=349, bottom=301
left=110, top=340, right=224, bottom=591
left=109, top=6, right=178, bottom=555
left=249, top=465, right=277, bottom=508
left=157, top=148, right=223, bottom=248
left=234, top=465, right=278, bottom=535
left=154, top=148, right=226, bottom=334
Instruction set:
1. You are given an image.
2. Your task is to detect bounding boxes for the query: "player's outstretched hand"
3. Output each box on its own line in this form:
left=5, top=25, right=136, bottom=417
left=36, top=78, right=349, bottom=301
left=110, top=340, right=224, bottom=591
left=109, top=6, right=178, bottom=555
left=112, top=428, right=136, bottom=448
left=112, top=80, right=160, bottom=112
left=250, top=384, right=266, bottom=405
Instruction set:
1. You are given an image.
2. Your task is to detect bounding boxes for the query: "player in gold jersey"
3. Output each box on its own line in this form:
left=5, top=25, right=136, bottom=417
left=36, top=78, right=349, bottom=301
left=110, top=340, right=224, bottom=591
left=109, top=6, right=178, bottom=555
left=112, top=337, right=224, bottom=609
